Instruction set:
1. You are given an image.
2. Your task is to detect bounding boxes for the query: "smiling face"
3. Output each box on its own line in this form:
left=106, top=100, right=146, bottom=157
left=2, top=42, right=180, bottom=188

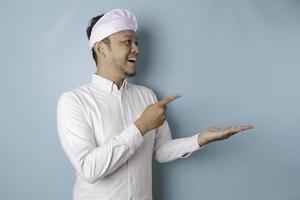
left=96, top=30, right=139, bottom=79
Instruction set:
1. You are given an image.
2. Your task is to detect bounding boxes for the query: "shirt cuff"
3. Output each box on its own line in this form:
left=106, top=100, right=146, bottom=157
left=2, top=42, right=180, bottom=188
left=181, top=134, right=205, bottom=158
left=120, top=123, right=144, bottom=155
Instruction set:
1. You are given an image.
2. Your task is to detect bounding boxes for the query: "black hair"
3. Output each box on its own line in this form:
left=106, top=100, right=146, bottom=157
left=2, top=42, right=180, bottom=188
left=86, top=14, right=111, bottom=65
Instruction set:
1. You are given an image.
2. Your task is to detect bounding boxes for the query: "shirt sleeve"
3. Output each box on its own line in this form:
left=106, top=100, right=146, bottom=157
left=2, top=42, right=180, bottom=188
left=147, top=89, right=205, bottom=163
left=56, top=92, right=143, bottom=184
left=153, top=120, right=205, bottom=163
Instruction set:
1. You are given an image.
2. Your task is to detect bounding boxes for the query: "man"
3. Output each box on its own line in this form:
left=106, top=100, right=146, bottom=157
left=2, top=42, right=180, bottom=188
left=57, top=8, right=254, bottom=200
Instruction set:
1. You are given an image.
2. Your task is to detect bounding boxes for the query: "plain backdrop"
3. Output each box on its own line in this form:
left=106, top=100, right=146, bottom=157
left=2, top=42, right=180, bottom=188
left=1, top=0, right=299, bottom=199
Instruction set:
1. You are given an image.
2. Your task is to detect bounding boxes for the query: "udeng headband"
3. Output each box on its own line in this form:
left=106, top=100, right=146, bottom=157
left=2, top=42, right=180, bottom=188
left=89, top=8, right=138, bottom=50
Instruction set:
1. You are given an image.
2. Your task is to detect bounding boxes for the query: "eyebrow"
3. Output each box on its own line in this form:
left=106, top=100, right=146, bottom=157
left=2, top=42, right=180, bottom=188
left=122, top=34, right=139, bottom=41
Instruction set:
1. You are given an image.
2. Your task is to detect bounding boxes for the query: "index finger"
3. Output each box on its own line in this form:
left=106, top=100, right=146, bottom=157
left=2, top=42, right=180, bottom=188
left=226, top=125, right=254, bottom=134
left=235, top=125, right=255, bottom=131
left=157, top=93, right=182, bottom=106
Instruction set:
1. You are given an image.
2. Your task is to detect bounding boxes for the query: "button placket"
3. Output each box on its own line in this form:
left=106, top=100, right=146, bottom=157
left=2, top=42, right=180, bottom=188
left=121, top=94, right=131, bottom=124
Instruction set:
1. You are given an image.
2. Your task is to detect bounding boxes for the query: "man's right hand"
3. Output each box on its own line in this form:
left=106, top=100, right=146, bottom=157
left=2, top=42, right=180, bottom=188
left=134, top=93, right=182, bottom=135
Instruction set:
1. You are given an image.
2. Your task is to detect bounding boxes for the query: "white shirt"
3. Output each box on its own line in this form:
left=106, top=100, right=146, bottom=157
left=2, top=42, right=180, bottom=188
left=57, top=73, right=204, bottom=200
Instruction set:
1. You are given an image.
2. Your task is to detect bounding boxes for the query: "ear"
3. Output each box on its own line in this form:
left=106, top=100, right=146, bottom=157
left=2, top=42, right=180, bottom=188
left=94, top=42, right=106, bottom=58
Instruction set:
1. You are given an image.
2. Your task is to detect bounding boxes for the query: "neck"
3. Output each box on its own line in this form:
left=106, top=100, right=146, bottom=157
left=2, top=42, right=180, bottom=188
left=96, top=65, right=125, bottom=89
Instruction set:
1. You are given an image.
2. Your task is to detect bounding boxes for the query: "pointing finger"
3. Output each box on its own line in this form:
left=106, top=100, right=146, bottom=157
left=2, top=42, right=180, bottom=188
left=157, top=93, right=182, bottom=106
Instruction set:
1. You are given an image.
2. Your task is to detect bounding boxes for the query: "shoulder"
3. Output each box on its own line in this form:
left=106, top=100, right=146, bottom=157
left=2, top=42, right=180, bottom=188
left=58, top=84, right=91, bottom=106
left=128, top=82, right=158, bottom=103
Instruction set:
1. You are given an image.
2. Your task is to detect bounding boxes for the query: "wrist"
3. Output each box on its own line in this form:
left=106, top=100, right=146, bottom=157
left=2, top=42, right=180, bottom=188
left=197, top=133, right=209, bottom=147
left=134, top=119, right=148, bottom=135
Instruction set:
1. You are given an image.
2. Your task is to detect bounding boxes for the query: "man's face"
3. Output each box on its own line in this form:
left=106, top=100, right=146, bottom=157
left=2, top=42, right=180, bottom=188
left=103, top=30, right=139, bottom=78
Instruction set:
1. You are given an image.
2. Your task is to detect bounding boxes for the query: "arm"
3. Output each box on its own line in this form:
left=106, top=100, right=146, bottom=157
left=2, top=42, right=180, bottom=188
left=57, top=92, right=143, bottom=184
left=153, top=123, right=254, bottom=163
left=153, top=120, right=204, bottom=163
left=134, top=89, right=254, bottom=163
left=140, top=90, right=204, bottom=163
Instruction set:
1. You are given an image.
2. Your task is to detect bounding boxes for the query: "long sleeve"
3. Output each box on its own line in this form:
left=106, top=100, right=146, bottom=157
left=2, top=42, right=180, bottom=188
left=147, top=89, right=204, bottom=163
left=56, top=92, right=143, bottom=184
left=153, top=120, right=204, bottom=163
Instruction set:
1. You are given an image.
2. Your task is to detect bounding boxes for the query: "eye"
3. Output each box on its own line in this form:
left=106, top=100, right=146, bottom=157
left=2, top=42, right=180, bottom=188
left=123, top=40, right=131, bottom=45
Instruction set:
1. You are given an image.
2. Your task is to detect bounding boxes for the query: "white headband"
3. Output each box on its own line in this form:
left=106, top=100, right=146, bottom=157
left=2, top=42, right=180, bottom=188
left=89, top=8, right=138, bottom=50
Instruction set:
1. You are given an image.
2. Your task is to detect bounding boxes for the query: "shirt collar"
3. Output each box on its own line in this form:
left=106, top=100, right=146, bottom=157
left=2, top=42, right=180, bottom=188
left=91, top=73, right=128, bottom=94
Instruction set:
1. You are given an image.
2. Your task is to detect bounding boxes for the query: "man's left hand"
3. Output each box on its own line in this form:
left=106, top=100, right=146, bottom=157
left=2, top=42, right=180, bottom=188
left=197, top=125, right=254, bottom=147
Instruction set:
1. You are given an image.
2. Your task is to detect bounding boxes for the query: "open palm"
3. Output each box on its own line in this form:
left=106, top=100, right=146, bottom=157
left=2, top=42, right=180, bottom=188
left=198, top=125, right=254, bottom=145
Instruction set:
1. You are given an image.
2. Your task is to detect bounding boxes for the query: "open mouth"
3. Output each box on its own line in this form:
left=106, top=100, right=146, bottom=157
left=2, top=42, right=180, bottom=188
left=127, top=57, right=137, bottom=63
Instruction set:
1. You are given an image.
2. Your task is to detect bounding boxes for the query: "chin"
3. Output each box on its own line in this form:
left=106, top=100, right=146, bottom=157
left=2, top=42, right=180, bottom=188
left=125, top=71, right=137, bottom=78
left=125, top=67, right=137, bottom=77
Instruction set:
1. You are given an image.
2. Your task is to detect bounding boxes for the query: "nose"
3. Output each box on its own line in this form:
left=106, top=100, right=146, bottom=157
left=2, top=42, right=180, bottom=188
left=131, top=42, right=139, bottom=55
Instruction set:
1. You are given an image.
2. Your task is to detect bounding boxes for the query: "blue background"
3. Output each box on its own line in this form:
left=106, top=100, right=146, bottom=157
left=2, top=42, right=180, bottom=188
left=1, top=0, right=300, bottom=199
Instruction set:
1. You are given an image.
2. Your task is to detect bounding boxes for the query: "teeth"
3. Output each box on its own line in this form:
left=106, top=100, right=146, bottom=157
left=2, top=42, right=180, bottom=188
left=128, top=58, right=136, bottom=61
